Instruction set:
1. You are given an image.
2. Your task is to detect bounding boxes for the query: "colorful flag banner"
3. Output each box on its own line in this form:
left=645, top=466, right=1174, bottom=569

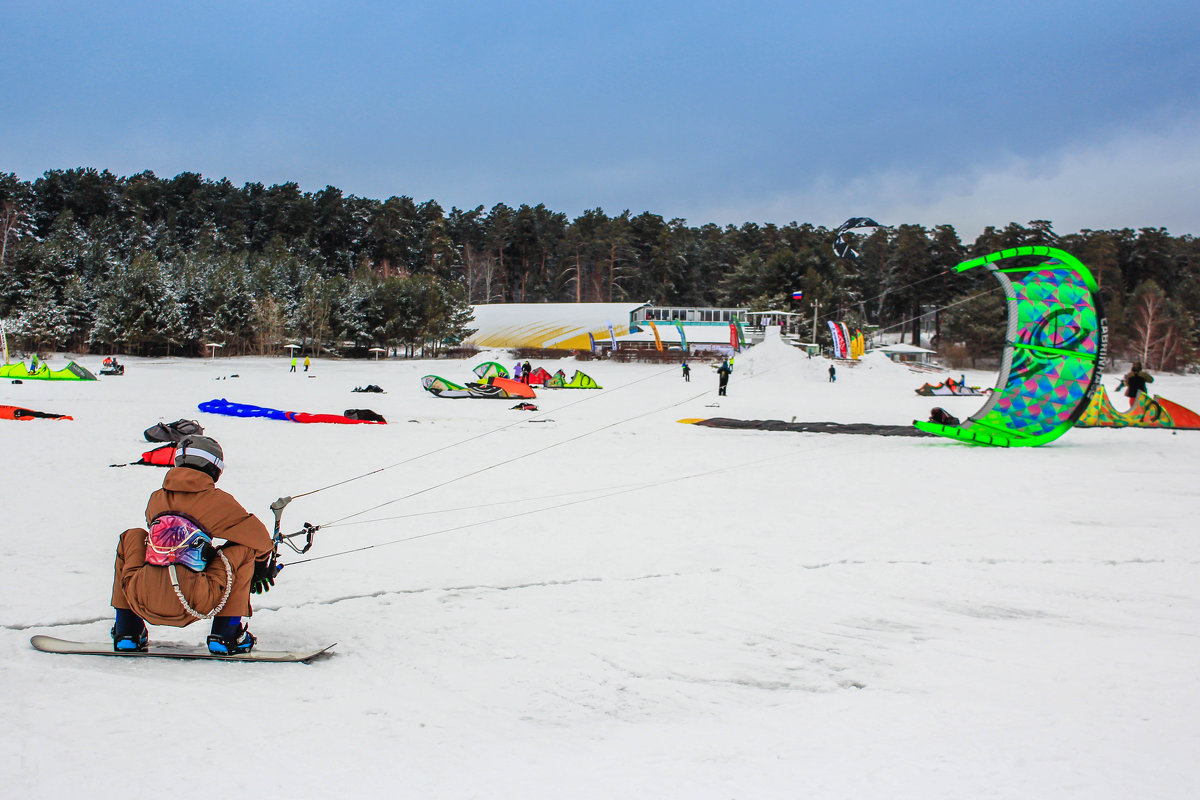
left=673, top=320, right=688, bottom=354
left=827, top=320, right=848, bottom=359
left=648, top=320, right=663, bottom=352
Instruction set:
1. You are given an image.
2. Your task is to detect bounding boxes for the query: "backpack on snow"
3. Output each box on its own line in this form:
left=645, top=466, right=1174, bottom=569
left=144, top=419, right=204, bottom=443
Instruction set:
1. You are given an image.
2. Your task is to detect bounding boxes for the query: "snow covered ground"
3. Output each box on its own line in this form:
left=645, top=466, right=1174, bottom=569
left=3, top=341, right=1199, bottom=799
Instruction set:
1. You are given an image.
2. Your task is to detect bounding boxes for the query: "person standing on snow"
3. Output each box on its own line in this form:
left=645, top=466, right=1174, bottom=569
left=289, top=357, right=296, bottom=373
left=303, top=356, right=311, bottom=372
left=682, top=362, right=691, bottom=382
left=1121, top=362, right=1153, bottom=408
left=522, top=361, right=533, bottom=385
left=717, top=359, right=731, bottom=396
left=828, top=364, right=837, bottom=382
left=109, top=436, right=280, bottom=654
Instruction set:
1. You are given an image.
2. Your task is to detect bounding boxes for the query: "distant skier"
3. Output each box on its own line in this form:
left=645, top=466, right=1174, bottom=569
left=303, top=356, right=311, bottom=372
left=109, top=436, right=279, bottom=655
left=829, top=364, right=836, bottom=382
left=717, top=359, right=731, bottom=396
left=682, top=362, right=691, bottom=382
left=289, top=357, right=296, bottom=373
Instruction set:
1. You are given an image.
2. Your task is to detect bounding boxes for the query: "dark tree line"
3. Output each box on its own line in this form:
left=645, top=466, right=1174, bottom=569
left=1, top=168, right=1197, bottom=367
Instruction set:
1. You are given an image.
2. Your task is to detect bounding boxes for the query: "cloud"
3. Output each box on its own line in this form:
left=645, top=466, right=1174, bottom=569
left=686, top=115, right=1200, bottom=239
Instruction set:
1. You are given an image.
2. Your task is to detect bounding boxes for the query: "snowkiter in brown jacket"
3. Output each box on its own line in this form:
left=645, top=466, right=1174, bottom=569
left=111, top=435, right=279, bottom=654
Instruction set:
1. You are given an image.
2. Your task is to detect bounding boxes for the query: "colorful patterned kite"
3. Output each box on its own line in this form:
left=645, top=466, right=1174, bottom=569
left=914, top=246, right=1106, bottom=447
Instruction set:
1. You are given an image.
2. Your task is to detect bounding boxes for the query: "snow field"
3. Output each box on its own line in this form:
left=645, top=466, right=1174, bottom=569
left=3, top=341, right=1199, bottom=798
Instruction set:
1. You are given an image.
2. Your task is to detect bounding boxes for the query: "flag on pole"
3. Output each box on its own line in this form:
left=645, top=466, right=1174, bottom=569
left=673, top=320, right=688, bottom=354
left=648, top=320, right=663, bottom=352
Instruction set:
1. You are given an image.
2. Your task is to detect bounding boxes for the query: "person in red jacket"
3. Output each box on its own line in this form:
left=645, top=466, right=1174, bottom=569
left=110, top=436, right=279, bottom=654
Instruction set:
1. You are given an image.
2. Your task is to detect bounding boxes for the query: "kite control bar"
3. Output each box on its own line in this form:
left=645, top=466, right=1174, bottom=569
left=270, top=496, right=320, bottom=555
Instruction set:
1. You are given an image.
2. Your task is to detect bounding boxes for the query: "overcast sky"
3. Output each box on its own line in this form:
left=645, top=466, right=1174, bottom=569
left=3, top=1, right=1198, bottom=238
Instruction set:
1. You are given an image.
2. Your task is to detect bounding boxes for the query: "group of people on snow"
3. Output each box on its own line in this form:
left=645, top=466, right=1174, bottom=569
left=512, top=360, right=533, bottom=384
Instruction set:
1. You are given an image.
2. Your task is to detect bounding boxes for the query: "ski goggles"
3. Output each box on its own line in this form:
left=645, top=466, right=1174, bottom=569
left=146, top=514, right=213, bottom=572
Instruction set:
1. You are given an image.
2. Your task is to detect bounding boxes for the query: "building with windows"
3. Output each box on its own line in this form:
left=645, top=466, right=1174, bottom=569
left=463, top=302, right=754, bottom=353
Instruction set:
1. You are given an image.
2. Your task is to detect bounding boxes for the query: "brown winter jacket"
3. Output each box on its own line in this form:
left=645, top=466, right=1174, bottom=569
left=111, top=467, right=273, bottom=626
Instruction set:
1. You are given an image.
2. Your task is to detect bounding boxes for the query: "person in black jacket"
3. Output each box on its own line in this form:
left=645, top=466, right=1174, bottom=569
left=716, top=360, right=731, bottom=395
left=1121, top=362, right=1153, bottom=408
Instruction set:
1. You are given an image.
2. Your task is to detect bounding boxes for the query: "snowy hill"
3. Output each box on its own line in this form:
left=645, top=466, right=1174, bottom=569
left=3, top=346, right=1199, bottom=798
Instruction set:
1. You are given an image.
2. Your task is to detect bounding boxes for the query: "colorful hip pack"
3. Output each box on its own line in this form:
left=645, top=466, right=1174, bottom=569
left=146, top=513, right=213, bottom=572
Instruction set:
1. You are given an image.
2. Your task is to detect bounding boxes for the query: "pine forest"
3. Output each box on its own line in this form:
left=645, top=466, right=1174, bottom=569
left=1, top=168, right=1196, bottom=369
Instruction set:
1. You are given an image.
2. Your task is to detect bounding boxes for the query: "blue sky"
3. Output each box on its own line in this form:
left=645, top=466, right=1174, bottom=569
left=4, top=1, right=1198, bottom=237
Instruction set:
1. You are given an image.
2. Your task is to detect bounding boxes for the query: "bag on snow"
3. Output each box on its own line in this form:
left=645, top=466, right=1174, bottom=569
left=343, top=408, right=387, bottom=423
left=144, top=419, right=204, bottom=443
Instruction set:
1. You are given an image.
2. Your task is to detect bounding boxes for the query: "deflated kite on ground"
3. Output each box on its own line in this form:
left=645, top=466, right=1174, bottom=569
left=542, top=370, right=601, bottom=389
left=681, top=417, right=936, bottom=437
left=1075, top=385, right=1200, bottom=429
left=915, top=379, right=987, bottom=397
left=0, top=361, right=97, bottom=381
left=1, top=404, right=73, bottom=421
left=422, top=375, right=473, bottom=398
left=421, top=375, right=536, bottom=399
left=199, top=398, right=386, bottom=424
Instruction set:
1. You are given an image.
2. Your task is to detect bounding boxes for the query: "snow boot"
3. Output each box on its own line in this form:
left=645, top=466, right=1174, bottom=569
left=112, top=609, right=148, bottom=652
left=207, top=616, right=256, bottom=655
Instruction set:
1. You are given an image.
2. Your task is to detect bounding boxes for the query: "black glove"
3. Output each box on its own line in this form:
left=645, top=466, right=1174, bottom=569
left=251, top=555, right=281, bottom=594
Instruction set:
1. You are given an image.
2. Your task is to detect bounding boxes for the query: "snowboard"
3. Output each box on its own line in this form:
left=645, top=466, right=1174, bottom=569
left=30, top=634, right=335, bottom=663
